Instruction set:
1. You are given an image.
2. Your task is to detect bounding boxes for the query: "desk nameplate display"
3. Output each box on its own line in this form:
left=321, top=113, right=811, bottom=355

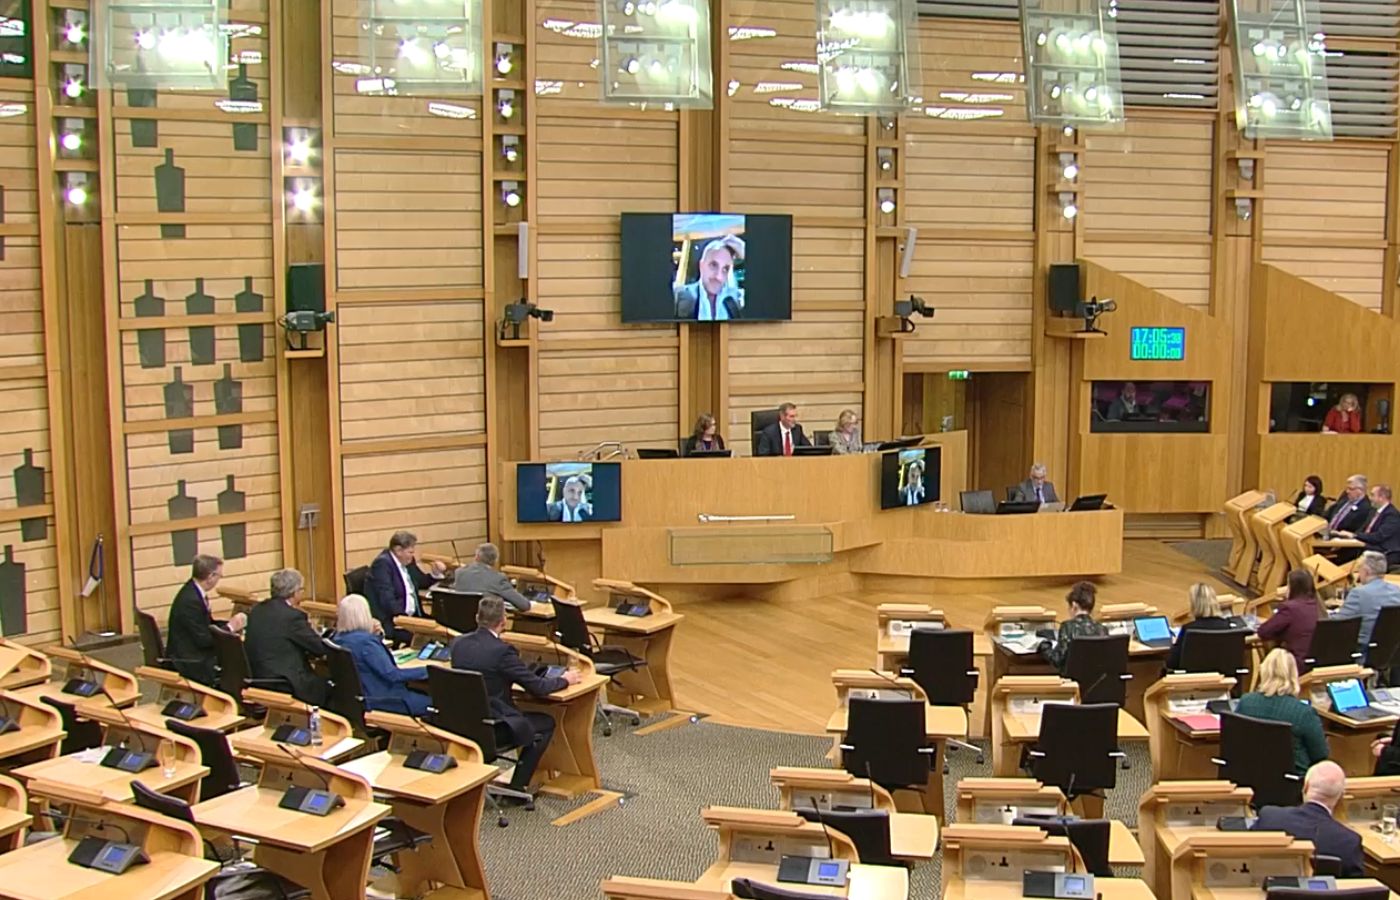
left=668, top=525, right=834, bottom=566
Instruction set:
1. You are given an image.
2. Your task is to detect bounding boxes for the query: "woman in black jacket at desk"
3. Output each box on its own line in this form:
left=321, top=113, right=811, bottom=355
left=682, top=413, right=725, bottom=456
left=1167, top=583, right=1234, bottom=671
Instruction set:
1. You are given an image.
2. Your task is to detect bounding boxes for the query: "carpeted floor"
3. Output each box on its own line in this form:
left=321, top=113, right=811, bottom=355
left=1167, top=538, right=1232, bottom=577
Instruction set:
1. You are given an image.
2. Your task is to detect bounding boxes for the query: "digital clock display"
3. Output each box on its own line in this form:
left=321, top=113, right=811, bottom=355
left=1130, top=327, right=1185, bottom=361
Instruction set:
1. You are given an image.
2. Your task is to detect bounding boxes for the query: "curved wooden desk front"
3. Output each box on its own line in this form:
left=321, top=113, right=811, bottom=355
left=501, top=448, right=1123, bottom=603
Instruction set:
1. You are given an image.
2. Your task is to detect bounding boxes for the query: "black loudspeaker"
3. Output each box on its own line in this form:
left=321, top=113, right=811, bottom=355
left=1048, top=263, right=1081, bottom=316
left=286, top=263, right=326, bottom=314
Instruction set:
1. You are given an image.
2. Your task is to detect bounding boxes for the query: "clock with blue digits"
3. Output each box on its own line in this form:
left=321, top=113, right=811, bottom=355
left=1130, top=327, right=1185, bottom=361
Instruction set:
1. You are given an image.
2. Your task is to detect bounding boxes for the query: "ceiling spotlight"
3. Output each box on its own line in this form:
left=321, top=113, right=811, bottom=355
left=501, top=136, right=520, bottom=163
left=61, top=131, right=81, bottom=152
left=502, top=181, right=522, bottom=208
left=1062, top=125, right=1075, bottom=139
left=288, top=139, right=311, bottom=164
left=66, top=185, right=87, bottom=205
left=878, top=189, right=896, bottom=215
left=65, top=23, right=85, bottom=45
left=623, top=57, right=640, bottom=75
left=497, top=89, right=515, bottom=119
left=621, top=0, right=636, bottom=13
left=877, top=147, right=894, bottom=172
left=292, top=188, right=316, bottom=212
left=1059, top=152, right=1078, bottom=180
left=135, top=29, right=156, bottom=51
left=63, top=78, right=84, bottom=99
left=495, top=43, right=514, bottom=75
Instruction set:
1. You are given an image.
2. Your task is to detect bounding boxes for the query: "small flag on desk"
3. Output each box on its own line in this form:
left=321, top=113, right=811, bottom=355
left=80, top=535, right=103, bottom=598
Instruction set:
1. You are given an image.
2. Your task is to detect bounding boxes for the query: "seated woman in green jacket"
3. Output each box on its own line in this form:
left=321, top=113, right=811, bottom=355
left=1237, top=647, right=1329, bottom=775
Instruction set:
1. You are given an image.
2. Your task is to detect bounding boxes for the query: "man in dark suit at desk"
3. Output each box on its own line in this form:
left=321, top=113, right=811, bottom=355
left=450, top=597, right=581, bottom=795
left=1323, top=475, right=1372, bottom=565
left=1338, top=484, right=1400, bottom=571
left=243, top=568, right=329, bottom=706
left=755, top=402, right=810, bottom=457
left=166, top=554, right=245, bottom=686
left=1251, top=761, right=1364, bottom=876
left=452, top=542, right=531, bottom=612
left=367, top=531, right=445, bottom=643
left=1011, top=463, right=1059, bottom=505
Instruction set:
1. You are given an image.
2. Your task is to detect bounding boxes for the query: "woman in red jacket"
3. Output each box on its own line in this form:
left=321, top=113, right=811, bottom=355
left=1257, top=569, right=1324, bottom=672
left=1322, top=393, right=1363, bottom=434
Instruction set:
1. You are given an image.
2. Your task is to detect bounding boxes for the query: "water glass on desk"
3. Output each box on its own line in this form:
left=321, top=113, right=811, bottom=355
left=1382, top=804, right=1397, bottom=841
left=158, top=738, right=178, bottom=779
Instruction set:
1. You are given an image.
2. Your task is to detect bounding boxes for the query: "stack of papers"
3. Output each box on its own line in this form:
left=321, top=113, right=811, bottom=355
left=998, top=634, right=1044, bottom=655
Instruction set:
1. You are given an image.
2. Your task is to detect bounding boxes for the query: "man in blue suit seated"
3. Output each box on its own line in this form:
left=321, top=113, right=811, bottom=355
left=367, top=531, right=445, bottom=645
left=450, top=597, right=581, bottom=796
left=1251, top=761, right=1364, bottom=877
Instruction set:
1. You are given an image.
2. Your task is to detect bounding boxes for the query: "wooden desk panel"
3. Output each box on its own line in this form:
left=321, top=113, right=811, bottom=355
left=0, top=839, right=217, bottom=900
left=13, top=752, right=207, bottom=805
left=695, top=861, right=908, bottom=899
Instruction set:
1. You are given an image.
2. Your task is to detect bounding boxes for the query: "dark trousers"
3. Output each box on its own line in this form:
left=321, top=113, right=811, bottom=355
left=499, top=711, right=556, bottom=790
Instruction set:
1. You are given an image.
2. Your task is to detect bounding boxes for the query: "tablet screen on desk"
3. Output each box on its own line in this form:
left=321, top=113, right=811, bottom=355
left=1133, top=616, right=1170, bottom=643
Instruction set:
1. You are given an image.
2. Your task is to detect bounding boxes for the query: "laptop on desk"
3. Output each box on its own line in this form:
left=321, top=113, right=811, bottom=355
left=1326, top=678, right=1392, bottom=722
left=1133, top=615, right=1174, bottom=649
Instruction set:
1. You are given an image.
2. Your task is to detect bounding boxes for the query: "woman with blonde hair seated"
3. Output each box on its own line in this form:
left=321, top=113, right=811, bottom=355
left=333, top=593, right=431, bottom=716
left=1236, top=647, right=1328, bottom=775
left=1166, top=582, right=1233, bottom=671
left=1322, top=393, right=1363, bottom=434
left=829, top=409, right=863, bottom=455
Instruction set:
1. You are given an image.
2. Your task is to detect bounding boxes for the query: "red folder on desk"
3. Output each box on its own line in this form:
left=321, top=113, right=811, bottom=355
left=1175, top=713, right=1221, bottom=732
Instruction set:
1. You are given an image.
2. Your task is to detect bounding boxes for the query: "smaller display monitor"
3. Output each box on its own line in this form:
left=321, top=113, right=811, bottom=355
left=880, top=447, right=941, bottom=510
left=1130, top=326, right=1185, bottom=361
left=516, top=462, right=622, bottom=524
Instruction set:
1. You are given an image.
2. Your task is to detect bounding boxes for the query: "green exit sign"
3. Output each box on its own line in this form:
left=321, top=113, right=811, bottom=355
left=947, top=370, right=970, bottom=381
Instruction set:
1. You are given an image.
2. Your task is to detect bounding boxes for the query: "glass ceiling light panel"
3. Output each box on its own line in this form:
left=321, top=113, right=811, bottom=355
left=1020, top=0, right=1125, bottom=127
left=359, top=0, right=482, bottom=96
left=96, top=0, right=227, bottom=90
left=1229, top=0, right=1333, bottom=139
left=599, top=0, right=713, bottom=109
left=816, top=0, right=920, bottom=114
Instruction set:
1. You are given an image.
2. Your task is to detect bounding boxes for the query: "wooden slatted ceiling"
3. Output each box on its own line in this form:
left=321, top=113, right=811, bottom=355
left=1081, top=117, right=1214, bottom=310
left=342, top=448, right=487, bottom=562
left=1260, top=143, right=1387, bottom=309
left=111, top=7, right=282, bottom=619
left=0, top=80, right=56, bottom=642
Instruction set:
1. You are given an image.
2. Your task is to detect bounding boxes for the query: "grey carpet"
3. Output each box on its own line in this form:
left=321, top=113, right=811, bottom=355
left=1168, top=539, right=1232, bottom=575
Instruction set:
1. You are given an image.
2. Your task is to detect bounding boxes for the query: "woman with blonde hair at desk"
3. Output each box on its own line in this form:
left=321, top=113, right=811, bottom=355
left=332, top=593, right=431, bottom=717
left=1237, top=647, right=1329, bottom=775
left=829, top=409, right=863, bottom=455
left=1166, top=583, right=1233, bottom=672
left=1322, top=393, right=1363, bottom=434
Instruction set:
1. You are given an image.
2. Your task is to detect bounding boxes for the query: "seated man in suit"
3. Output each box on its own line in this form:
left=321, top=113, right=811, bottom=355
left=367, top=531, right=445, bottom=643
left=1105, top=381, right=1142, bottom=421
left=450, top=597, right=581, bottom=796
left=755, top=402, right=810, bottom=457
left=673, top=234, right=745, bottom=321
left=243, top=568, right=329, bottom=706
left=1339, top=484, right=1400, bottom=571
left=452, top=542, right=531, bottom=612
left=547, top=475, right=593, bottom=523
left=1011, top=463, right=1059, bottom=505
left=1338, top=551, right=1400, bottom=655
left=1323, top=474, right=1372, bottom=562
left=1251, top=760, right=1364, bottom=877
left=166, top=553, right=245, bottom=686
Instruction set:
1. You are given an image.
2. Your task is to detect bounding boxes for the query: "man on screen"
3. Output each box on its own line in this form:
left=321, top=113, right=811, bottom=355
left=547, top=475, right=593, bottom=523
left=674, top=234, right=745, bottom=321
left=902, top=460, right=926, bottom=507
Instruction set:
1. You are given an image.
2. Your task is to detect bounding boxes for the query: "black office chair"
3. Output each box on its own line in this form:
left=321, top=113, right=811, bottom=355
left=1367, top=606, right=1400, bottom=684
left=39, top=696, right=102, bottom=755
left=1026, top=702, right=1122, bottom=802
left=131, top=780, right=312, bottom=900
left=1065, top=634, right=1132, bottom=707
left=1212, top=710, right=1302, bottom=809
left=165, top=719, right=243, bottom=801
left=430, top=588, right=482, bottom=634
left=136, top=610, right=173, bottom=670
left=750, top=408, right=781, bottom=453
left=209, top=625, right=288, bottom=718
left=425, top=667, right=532, bottom=824
left=322, top=642, right=384, bottom=747
left=551, top=597, right=646, bottom=735
left=1005, top=486, right=1019, bottom=502
left=840, top=698, right=934, bottom=799
left=900, top=629, right=983, bottom=770
left=1306, top=616, right=1363, bottom=671
left=732, top=879, right=829, bottom=900
left=1311, top=855, right=1344, bottom=877
left=343, top=566, right=369, bottom=597
left=795, top=807, right=897, bottom=867
left=960, top=489, right=996, bottom=514
left=1177, top=628, right=1251, bottom=693
left=1013, top=816, right=1112, bottom=877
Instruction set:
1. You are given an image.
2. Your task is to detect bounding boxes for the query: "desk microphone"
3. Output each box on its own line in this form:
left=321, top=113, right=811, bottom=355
left=154, top=662, right=209, bottom=721
left=865, top=668, right=913, bottom=699
left=387, top=698, right=457, bottom=773
left=272, top=741, right=345, bottom=815
left=449, top=539, right=464, bottom=567
left=95, top=685, right=157, bottom=772
left=59, top=645, right=104, bottom=698
left=63, top=816, right=149, bottom=874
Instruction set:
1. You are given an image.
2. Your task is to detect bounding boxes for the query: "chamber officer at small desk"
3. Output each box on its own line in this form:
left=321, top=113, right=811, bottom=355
left=367, top=530, right=445, bottom=643
left=1011, top=463, right=1058, bottom=505
left=167, top=553, right=245, bottom=687
left=450, top=597, right=581, bottom=796
left=755, top=402, right=810, bottom=457
left=452, top=542, right=531, bottom=612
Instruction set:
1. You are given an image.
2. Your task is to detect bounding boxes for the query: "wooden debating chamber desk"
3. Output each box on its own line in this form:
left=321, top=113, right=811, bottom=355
left=8, top=646, right=140, bottom=709
left=0, top=639, right=49, bottom=691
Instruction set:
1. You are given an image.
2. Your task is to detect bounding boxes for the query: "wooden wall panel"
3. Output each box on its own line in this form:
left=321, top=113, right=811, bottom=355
left=536, top=117, right=677, bottom=219
left=1261, top=143, right=1388, bottom=309
left=900, top=242, right=1035, bottom=367
left=1082, top=118, right=1215, bottom=310
left=114, top=122, right=273, bottom=215
left=342, top=448, right=488, bottom=563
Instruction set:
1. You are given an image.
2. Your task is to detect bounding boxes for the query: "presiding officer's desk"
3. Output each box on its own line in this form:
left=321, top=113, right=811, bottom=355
left=1137, top=781, right=1254, bottom=900
left=0, top=638, right=49, bottom=691
left=8, top=646, right=140, bottom=709
left=0, top=779, right=217, bottom=900
left=585, top=578, right=685, bottom=716
left=989, top=676, right=1149, bottom=778
left=125, top=665, right=245, bottom=734
left=953, top=777, right=1144, bottom=866
left=0, top=689, right=65, bottom=767
left=1301, top=665, right=1396, bottom=775
left=825, top=668, right=967, bottom=821
left=339, top=711, right=498, bottom=899
left=191, top=744, right=390, bottom=900
left=768, top=766, right=939, bottom=862
left=1335, top=775, right=1400, bottom=890
left=229, top=687, right=362, bottom=762
left=1145, top=674, right=1237, bottom=781
left=695, top=806, right=908, bottom=899
left=13, top=702, right=207, bottom=803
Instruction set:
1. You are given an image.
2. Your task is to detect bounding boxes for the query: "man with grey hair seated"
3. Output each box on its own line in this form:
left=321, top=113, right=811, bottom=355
left=1338, top=551, right=1400, bottom=656
left=244, top=568, right=329, bottom=706
left=451, top=542, right=531, bottom=612
left=1324, top=474, right=1372, bottom=563
left=1011, top=463, right=1059, bottom=505
left=1252, top=761, right=1363, bottom=876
